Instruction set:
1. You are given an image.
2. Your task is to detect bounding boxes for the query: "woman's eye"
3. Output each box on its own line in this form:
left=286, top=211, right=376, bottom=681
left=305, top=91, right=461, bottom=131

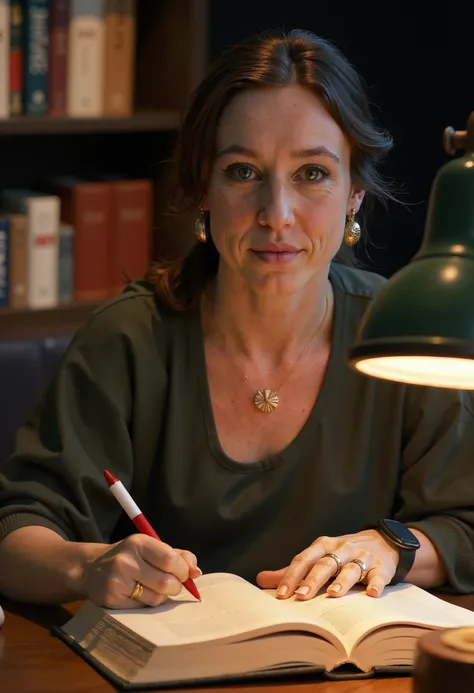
left=225, top=164, right=256, bottom=181
left=296, top=165, right=330, bottom=182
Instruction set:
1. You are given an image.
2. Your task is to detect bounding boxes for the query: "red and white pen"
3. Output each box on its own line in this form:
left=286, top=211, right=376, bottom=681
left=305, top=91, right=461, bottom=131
left=104, top=469, right=201, bottom=601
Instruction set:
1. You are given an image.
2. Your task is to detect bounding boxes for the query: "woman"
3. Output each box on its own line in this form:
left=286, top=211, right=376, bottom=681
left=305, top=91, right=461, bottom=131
left=0, top=29, right=473, bottom=608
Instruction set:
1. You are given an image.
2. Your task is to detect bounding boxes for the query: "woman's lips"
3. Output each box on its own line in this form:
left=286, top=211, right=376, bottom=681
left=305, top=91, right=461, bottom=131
left=250, top=249, right=301, bottom=263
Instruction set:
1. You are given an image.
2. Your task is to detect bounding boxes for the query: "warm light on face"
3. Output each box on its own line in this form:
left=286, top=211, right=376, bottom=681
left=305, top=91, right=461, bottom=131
left=354, top=355, right=474, bottom=389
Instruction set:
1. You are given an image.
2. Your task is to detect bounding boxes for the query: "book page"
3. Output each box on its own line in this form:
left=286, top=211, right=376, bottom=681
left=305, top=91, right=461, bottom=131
left=287, top=583, right=474, bottom=652
left=109, top=573, right=322, bottom=648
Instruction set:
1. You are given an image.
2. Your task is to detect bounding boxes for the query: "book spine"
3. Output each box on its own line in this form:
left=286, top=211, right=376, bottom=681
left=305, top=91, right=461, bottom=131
left=103, top=0, right=135, bottom=116
left=0, top=0, right=10, bottom=118
left=0, top=217, right=9, bottom=306
left=48, top=0, right=69, bottom=116
left=58, top=222, right=74, bottom=302
left=9, top=0, right=23, bottom=116
left=27, top=195, right=59, bottom=309
left=71, top=183, right=111, bottom=301
left=109, top=178, right=152, bottom=295
left=8, top=213, right=28, bottom=309
left=67, top=0, right=105, bottom=117
left=23, top=0, right=49, bottom=115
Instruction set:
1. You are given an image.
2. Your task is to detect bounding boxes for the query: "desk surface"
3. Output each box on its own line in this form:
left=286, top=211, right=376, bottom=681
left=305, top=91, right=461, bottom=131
left=1, top=593, right=473, bottom=693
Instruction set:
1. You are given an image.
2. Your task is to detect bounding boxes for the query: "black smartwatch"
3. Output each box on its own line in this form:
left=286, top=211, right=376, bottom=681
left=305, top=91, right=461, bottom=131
left=376, top=519, right=420, bottom=585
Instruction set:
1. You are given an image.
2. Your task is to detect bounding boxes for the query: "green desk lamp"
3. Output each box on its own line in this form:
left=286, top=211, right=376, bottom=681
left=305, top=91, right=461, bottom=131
left=348, top=111, right=474, bottom=389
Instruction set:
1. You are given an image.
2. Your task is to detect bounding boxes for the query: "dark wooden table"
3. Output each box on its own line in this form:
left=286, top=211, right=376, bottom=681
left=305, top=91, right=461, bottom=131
left=1, top=593, right=473, bottom=693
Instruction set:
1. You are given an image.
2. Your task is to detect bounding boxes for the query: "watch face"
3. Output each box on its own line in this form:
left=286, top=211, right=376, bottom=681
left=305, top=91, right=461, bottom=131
left=380, top=519, right=421, bottom=549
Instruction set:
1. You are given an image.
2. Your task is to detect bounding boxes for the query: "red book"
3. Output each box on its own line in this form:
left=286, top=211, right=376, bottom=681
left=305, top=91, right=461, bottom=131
left=9, top=0, right=23, bottom=115
left=47, top=177, right=113, bottom=302
left=49, top=0, right=70, bottom=117
left=108, top=179, right=153, bottom=295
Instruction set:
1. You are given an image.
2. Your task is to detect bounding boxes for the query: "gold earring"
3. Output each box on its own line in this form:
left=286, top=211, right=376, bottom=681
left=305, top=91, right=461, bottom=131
left=344, top=208, right=361, bottom=246
left=194, top=208, right=207, bottom=243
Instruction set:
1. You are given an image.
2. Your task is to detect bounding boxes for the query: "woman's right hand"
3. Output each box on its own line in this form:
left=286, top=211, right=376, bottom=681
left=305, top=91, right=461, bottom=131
left=79, top=534, right=202, bottom=608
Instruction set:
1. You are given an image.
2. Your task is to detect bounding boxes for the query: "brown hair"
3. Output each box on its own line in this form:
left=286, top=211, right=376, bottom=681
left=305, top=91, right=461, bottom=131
left=146, top=29, right=394, bottom=311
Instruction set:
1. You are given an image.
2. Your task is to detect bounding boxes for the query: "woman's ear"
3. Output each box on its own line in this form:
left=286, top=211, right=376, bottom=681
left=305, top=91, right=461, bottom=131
left=347, top=188, right=365, bottom=216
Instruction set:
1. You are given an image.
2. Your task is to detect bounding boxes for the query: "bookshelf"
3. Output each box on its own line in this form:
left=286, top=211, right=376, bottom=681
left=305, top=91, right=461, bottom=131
left=0, top=300, right=101, bottom=338
left=0, top=111, right=182, bottom=135
left=0, top=0, right=209, bottom=339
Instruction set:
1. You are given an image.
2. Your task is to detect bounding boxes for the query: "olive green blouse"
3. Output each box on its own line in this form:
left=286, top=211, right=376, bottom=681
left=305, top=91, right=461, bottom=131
left=1, top=263, right=474, bottom=591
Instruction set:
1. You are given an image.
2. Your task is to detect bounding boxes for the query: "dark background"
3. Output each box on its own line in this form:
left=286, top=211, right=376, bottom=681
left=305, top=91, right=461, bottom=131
left=208, top=1, right=473, bottom=277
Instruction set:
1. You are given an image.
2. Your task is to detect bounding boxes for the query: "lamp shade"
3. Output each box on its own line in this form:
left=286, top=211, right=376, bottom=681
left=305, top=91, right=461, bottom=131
left=348, top=113, right=474, bottom=389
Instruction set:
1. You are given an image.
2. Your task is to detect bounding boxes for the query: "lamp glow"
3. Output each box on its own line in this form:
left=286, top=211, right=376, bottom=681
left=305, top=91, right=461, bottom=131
left=354, top=355, right=474, bottom=389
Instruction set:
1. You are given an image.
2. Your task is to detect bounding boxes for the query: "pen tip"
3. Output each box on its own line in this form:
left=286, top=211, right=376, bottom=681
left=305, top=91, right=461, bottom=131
left=104, top=469, right=118, bottom=487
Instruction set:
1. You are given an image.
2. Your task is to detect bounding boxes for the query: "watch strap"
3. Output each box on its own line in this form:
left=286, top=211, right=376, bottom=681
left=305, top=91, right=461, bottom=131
left=376, top=519, right=420, bottom=585
left=388, top=546, right=417, bottom=585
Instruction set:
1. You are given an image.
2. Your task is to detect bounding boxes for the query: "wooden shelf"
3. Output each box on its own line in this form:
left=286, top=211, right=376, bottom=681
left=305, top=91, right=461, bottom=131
left=0, top=302, right=101, bottom=339
left=0, top=0, right=208, bottom=341
left=0, top=111, right=182, bottom=136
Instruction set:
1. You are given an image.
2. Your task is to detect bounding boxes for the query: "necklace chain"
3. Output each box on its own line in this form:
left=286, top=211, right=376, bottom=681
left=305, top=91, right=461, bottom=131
left=234, top=292, right=330, bottom=412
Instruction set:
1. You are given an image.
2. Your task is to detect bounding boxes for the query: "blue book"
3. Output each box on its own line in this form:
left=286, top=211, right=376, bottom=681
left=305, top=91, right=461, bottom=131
left=23, top=0, right=49, bottom=115
left=0, top=217, right=9, bottom=307
left=58, top=223, right=74, bottom=302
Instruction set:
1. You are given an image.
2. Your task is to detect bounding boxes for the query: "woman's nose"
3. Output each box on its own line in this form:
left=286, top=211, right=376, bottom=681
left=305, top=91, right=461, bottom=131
left=257, top=181, right=295, bottom=230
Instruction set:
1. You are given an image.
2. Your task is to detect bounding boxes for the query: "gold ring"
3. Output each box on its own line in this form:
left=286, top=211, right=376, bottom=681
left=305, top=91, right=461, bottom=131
left=349, top=559, right=368, bottom=582
left=321, top=553, right=343, bottom=577
left=130, top=581, right=144, bottom=601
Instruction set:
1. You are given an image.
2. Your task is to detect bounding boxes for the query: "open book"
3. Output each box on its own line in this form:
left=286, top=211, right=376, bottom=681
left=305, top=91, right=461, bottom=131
left=55, top=572, right=474, bottom=690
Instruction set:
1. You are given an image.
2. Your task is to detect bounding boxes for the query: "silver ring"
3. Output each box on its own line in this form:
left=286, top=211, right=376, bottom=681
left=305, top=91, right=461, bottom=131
left=321, top=553, right=343, bottom=577
left=349, top=559, right=368, bottom=582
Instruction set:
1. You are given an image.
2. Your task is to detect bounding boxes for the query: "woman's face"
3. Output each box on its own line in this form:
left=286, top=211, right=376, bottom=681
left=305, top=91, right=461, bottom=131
left=204, top=84, right=365, bottom=296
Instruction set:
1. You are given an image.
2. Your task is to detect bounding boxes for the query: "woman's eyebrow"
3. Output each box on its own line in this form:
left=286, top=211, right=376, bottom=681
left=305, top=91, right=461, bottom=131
left=216, top=144, right=340, bottom=163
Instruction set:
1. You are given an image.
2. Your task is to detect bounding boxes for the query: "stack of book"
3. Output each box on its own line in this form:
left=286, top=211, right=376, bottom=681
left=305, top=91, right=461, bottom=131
left=0, top=0, right=136, bottom=119
left=0, top=176, right=153, bottom=309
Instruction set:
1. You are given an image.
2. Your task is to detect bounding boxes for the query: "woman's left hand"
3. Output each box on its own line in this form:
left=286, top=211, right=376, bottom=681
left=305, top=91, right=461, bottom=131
left=256, top=529, right=400, bottom=600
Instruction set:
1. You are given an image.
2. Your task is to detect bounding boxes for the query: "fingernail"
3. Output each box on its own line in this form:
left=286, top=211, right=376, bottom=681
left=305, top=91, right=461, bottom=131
left=194, top=567, right=203, bottom=576
left=368, top=585, right=379, bottom=596
left=295, top=585, right=310, bottom=597
left=329, top=583, right=341, bottom=593
left=276, top=585, right=288, bottom=597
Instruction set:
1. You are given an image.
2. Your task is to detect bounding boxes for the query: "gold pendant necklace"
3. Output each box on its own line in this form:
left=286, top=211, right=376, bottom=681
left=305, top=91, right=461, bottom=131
left=205, top=291, right=330, bottom=413
left=243, top=293, right=330, bottom=413
left=254, top=388, right=280, bottom=412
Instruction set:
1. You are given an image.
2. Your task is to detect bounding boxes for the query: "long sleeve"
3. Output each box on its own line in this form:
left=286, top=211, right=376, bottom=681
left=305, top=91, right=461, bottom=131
left=395, top=384, right=474, bottom=592
left=0, top=289, right=166, bottom=545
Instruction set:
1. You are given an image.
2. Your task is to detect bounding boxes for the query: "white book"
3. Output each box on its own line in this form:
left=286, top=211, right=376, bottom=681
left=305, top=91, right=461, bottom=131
left=67, top=0, right=106, bottom=117
left=0, top=0, right=10, bottom=118
left=57, top=572, right=474, bottom=687
left=1, top=190, right=60, bottom=309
